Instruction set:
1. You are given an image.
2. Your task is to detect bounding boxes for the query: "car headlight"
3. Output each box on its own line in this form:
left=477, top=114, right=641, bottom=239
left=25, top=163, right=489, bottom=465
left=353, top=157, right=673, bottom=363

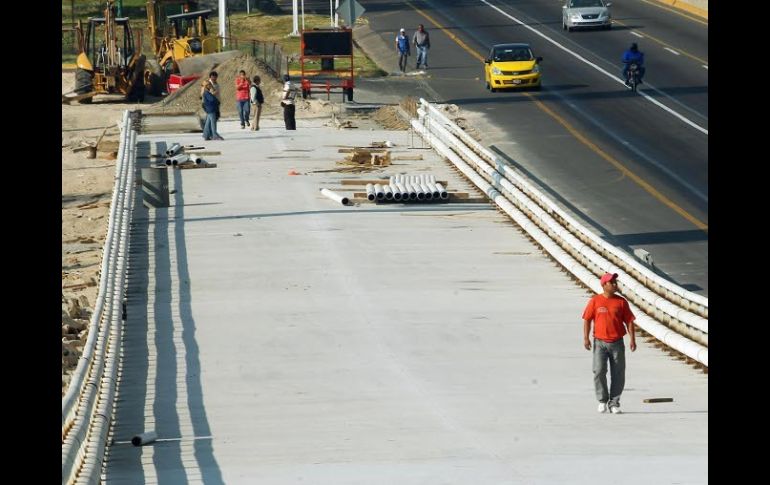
left=570, top=14, right=581, bottom=20
left=492, top=67, right=502, bottom=75
left=532, top=64, right=540, bottom=73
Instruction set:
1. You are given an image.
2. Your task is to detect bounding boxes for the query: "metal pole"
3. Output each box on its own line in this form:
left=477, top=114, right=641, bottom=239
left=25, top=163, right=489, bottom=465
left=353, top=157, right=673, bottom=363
left=247, top=0, right=250, bottom=15
left=329, top=0, right=333, bottom=26
left=335, top=0, right=339, bottom=27
left=348, top=0, right=354, bottom=26
left=290, top=0, right=299, bottom=36
left=301, top=0, right=305, bottom=31
left=219, top=0, right=227, bottom=47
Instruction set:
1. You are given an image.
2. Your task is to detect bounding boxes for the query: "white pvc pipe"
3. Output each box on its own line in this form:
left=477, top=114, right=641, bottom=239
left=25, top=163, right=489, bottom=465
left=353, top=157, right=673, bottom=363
left=191, top=155, right=203, bottom=164
left=383, top=185, right=394, bottom=200
left=365, top=183, right=376, bottom=201
left=395, top=182, right=409, bottom=201
left=373, top=184, right=385, bottom=200
left=169, top=153, right=190, bottom=166
left=420, top=183, right=433, bottom=200
left=435, top=182, right=449, bottom=199
left=426, top=182, right=440, bottom=199
left=389, top=184, right=403, bottom=201
left=320, top=188, right=349, bottom=205
left=165, top=143, right=181, bottom=156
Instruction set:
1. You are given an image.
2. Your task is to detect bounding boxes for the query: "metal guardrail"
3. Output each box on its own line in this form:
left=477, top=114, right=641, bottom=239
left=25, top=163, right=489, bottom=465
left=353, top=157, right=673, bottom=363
left=413, top=99, right=708, bottom=367
left=62, top=111, right=137, bottom=484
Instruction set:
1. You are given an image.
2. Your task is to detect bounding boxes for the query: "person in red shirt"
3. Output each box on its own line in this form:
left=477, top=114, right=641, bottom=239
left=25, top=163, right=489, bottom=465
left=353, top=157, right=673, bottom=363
left=582, top=272, right=636, bottom=414
left=235, top=70, right=251, bottom=129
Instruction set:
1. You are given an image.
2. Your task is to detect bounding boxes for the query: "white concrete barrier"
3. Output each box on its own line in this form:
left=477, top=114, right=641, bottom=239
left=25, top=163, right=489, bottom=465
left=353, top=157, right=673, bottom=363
left=62, top=112, right=137, bottom=484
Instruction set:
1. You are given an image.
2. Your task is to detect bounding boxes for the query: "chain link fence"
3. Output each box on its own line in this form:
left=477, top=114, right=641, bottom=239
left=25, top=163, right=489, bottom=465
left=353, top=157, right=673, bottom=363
left=219, top=36, right=288, bottom=80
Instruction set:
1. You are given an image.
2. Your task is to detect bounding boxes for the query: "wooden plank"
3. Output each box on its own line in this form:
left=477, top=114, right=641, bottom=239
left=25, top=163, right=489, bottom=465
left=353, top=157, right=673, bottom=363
left=392, top=155, right=424, bottom=160
left=340, top=179, right=449, bottom=186
left=643, top=398, right=674, bottom=403
left=142, top=111, right=197, bottom=117
left=178, top=162, right=217, bottom=169
left=62, top=91, right=97, bottom=104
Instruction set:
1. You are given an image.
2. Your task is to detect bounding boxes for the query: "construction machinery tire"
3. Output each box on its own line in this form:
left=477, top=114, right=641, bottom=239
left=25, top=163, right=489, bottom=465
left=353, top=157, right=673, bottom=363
left=145, top=59, right=164, bottom=97
left=75, top=68, right=93, bottom=104
left=127, top=54, right=147, bottom=102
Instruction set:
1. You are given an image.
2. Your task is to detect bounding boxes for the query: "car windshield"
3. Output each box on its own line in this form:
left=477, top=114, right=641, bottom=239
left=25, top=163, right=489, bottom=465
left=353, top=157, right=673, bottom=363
left=569, top=0, right=603, bottom=7
left=493, top=47, right=533, bottom=62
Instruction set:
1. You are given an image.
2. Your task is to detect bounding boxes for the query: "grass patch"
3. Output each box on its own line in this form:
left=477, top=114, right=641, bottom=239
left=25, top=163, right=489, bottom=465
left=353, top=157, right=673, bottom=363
left=218, top=13, right=384, bottom=77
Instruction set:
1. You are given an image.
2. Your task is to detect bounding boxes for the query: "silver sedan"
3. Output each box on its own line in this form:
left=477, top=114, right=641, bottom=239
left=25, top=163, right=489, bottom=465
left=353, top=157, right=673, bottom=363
left=562, top=0, right=612, bottom=31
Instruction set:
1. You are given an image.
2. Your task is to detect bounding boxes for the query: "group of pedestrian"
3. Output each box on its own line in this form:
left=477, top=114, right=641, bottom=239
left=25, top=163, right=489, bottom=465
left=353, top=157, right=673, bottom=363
left=395, top=24, right=431, bottom=73
left=200, top=69, right=295, bottom=140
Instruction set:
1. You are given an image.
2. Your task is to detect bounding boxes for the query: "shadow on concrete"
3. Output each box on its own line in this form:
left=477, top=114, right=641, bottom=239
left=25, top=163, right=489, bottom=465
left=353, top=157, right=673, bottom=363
left=103, top=140, right=224, bottom=484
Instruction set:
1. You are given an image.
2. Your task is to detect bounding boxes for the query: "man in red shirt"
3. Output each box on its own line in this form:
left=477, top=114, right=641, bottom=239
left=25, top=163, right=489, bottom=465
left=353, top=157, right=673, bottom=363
left=582, top=272, right=636, bottom=414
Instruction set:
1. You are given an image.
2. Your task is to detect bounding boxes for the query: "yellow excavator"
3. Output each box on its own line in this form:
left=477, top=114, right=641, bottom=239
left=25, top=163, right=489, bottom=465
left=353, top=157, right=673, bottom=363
left=144, top=0, right=221, bottom=95
left=72, top=0, right=146, bottom=103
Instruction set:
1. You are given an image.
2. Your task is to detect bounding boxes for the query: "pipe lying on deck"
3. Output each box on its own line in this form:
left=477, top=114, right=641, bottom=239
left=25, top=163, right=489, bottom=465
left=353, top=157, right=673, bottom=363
left=320, top=188, right=349, bottom=205
left=165, top=143, right=181, bottom=156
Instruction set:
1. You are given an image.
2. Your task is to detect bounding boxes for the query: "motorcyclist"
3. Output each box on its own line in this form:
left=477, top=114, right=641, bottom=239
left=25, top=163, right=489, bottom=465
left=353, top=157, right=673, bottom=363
left=622, top=43, right=645, bottom=86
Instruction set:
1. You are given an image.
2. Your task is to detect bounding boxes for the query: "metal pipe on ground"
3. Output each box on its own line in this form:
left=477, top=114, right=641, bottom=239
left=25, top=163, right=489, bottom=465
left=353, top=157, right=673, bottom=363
left=320, top=188, right=349, bottom=205
left=389, top=184, right=403, bottom=201
left=165, top=143, right=181, bottom=156
left=366, top=183, right=376, bottom=201
left=395, top=182, right=408, bottom=201
left=373, top=184, right=385, bottom=200
left=383, top=185, right=394, bottom=200
left=435, top=182, right=449, bottom=199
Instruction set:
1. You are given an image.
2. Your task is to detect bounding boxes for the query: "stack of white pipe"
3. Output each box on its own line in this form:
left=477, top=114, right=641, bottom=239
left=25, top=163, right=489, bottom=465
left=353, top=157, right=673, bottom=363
left=165, top=143, right=181, bottom=156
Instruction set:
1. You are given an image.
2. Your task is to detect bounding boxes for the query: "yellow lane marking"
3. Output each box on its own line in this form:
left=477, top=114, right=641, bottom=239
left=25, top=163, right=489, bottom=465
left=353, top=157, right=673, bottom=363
left=405, top=0, right=708, bottom=232
left=640, top=0, right=708, bottom=23
left=613, top=19, right=707, bottom=66
left=526, top=95, right=707, bottom=231
left=405, top=1, right=486, bottom=62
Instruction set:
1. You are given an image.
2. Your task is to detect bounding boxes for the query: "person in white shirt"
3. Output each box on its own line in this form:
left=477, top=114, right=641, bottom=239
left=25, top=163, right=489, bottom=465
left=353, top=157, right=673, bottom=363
left=281, top=74, right=298, bottom=130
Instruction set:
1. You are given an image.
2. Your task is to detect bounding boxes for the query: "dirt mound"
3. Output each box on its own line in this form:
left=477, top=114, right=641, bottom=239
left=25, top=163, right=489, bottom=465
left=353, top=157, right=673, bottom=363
left=373, top=105, right=411, bottom=130
left=147, top=53, right=285, bottom=116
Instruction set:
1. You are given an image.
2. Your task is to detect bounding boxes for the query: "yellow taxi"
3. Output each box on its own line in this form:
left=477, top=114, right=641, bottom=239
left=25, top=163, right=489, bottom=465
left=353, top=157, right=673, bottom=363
left=484, top=43, right=543, bottom=92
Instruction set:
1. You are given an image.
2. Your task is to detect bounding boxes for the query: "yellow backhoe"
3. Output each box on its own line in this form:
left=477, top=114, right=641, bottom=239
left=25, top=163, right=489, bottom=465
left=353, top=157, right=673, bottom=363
left=71, top=0, right=146, bottom=103
left=144, top=0, right=220, bottom=95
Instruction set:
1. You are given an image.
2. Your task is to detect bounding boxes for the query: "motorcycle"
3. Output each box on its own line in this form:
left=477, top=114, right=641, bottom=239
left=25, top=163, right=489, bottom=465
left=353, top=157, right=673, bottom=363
left=625, top=62, right=640, bottom=92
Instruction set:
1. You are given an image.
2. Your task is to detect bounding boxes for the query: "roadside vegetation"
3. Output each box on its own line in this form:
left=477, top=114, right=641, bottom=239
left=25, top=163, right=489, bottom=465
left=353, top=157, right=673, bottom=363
left=61, top=2, right=385, bottom=77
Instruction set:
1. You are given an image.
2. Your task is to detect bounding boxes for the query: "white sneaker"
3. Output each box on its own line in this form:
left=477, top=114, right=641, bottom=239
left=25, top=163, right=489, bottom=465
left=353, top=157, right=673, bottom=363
left=609, top=405, right=622, bottom=414
left=597, top=402, right=608, bottom=413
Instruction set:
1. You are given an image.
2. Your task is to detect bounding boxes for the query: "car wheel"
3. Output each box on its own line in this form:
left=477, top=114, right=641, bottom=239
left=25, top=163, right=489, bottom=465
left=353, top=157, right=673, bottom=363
left=490, top=87, right=497, bottom=93
left=605, top=23, right=612, bottom=30
left=566, top=25, right=572, bottom=32
left=485, top=82, right=490, bottom=91
left=562, top=20, right=567, bottom=31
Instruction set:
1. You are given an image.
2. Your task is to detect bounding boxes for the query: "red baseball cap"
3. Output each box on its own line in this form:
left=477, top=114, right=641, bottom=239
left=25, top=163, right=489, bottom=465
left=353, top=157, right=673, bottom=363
left=600, top=273, right=618, bottom=285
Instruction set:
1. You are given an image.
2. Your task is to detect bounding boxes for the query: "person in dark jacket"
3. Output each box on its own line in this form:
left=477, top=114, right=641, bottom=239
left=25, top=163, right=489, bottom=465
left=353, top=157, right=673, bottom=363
left=395, top=28, right=410, bottom=73
left=621, top=43, right=645, bottom=86
left=250, top=75, right=265, bottom=131
left=201, top=71, right=223, bottom=140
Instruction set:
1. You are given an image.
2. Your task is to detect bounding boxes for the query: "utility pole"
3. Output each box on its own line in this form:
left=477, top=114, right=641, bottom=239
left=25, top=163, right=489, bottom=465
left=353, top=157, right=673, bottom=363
left=335, top=0, right=340, bottom=28
left=219, top=0, right=227, bottom=47
left=290, top=0, right=299, bottom=36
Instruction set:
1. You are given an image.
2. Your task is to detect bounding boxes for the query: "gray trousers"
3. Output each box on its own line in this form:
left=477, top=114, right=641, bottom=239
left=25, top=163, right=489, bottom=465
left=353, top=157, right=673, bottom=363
left=593, top=338, right=625, bottom=407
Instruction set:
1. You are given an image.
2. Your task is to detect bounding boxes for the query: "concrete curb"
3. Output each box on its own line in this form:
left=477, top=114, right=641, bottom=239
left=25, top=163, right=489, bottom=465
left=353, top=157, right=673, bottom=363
left=353, top=23, right=401, bottom=76
left=649, top=0, right=708, bottom=20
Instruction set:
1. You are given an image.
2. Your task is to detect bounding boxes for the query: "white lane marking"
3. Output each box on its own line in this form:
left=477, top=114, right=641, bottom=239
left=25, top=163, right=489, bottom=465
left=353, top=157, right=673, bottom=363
left=631, top=31, right=644, bottom=38
left=702, top=65, right=708, bottom=70
left=479, top=0, right=708, bottom=136
left=664, top=47, right=681, bottom=56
